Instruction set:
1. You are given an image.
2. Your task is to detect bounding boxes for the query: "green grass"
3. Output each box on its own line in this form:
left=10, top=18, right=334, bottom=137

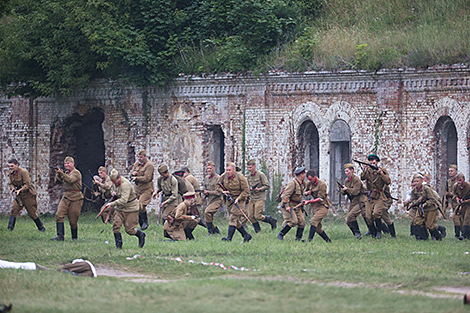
left=1, top=213, right=469, bottom=312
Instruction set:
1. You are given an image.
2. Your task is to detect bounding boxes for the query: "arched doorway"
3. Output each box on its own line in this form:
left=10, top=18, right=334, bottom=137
left=297, top=120, right=319, bottom=174
left=205, top=125, right=225, bottom=175
left=329, top=120, right=351, bottom=203
left=434, top=116, right=457, bottom=195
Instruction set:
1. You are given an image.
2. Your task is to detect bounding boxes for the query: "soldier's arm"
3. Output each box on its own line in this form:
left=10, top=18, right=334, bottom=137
left=216, top=175, right=225, bottom=194
left=166, top=177, right=179, bottom=203
left=18, top=170, right=34, bottom=193
left=134, top=164, right=154, bottom=183
left=360, top=168, right=370, bottom=181
left=410, top=189, right=422, bottom=207
left=111, top=185, right=131, bottom=209
left=238, top=174, right=250, bottom=200
left=60, top=170, right=81, bottom=184
left=380, top=169, right=391, bottom=185
left=282, top=181, right=295, bottom=203
left=258, top=172, right=270, bottom=192
left=101, top=177, right=113, bottom=191
left=174, top=205, right=192, bottom=221
left=316, top=181, right=328, bottom=199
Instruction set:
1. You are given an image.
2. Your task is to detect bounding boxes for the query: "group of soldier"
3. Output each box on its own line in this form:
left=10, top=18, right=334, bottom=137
left=6, top=150, right=470, bottom=248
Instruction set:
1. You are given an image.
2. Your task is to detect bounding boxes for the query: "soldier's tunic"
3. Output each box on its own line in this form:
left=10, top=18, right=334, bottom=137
left=453, top=181, right=470, bottom=227
left=163, top=201, right=198, bottom=241
left=445, top=176, right=460, bottom=226
left=281, top=177, right=306, bottom=228
left=361, top=167, right=391, bottom=223
left=203, top=173, right=223, bottom=223
left=341, top=174, right=366, bottom=223
left=410, top=184, right=439, bottom=231
left=157, top=175, right=181, bottom=221
left=305, top=178, right=332, bottom=234
left=55, top=168, right=84, bottom=229
left=216, top=172, right=250, bottom=228
left=185, top=174, right=202, bottom=206
left=110, top=177, right=139, bottom=235
left=8, top=167, right=39, bottom=219
left=131, top=160, right=155, bottom=212
left=246, top=170, right=270, bottom=223
left=95, top=175, right=113, bottom=222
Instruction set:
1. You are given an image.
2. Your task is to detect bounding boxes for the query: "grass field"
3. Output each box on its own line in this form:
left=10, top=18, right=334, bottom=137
left=1, top=213, right=469, bottom=313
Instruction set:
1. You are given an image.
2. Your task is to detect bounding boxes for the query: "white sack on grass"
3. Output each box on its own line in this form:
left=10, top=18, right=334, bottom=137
left=0, top=259, right=36, bottom=270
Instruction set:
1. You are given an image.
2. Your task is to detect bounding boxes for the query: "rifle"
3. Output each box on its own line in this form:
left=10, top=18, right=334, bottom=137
left=352, top=159, right=379, bottom=171
left=455, top=186, right=470, bottom=215
left=12, top=187, right=23, bottom=207
left=157, top=192, right=163, bottom=226
left=95, top=195, right=118, bottom=221
left=49, top=165, right=61, bottom=171
left=250, top=182, right=261, bottom=191
left=218, top=182, right=253, bottom=226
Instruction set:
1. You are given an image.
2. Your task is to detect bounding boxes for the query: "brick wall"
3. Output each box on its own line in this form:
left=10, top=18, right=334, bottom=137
left=1, top=66, right=470, bottom=215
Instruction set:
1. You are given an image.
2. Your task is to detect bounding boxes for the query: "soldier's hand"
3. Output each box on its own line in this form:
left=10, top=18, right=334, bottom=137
left=305, top=190, right=311, bottom=196
left=203, top=190, right=209, bottom=195
left=10, top=189, right=15, bottom=194
left=131, top=171, right=138, bottom=176
left=15, top=190, right=20, bottom=196
left=111, top=191, right=117, bottom=197
left=341, top=186, right=347, bottom=192
left=286, top=207, right=291, bottom=212
left=234, top=198, right=239, bottom=204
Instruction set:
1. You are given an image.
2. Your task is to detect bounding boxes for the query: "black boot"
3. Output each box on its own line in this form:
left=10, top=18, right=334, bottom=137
left=382, top=222, right=390, bottom=234
left=237, top=226, right=252, bottom=242
left=213, top=226, right=220, bottom=234
left=33, top=218, right=46, bottom=232
left=410, top=224, right=414, bottom=236
left=51, top=222, right=64, bottom=241
left=198, top=219, right=207, bottom=228
left=364, top=218, right=371, bottom=236
left=367, top=222, right=377, bottom=238
left=277, top=224, right=292, bottom=240
left=308, top=225, right=317, bottom=242
left=388, top=223, right=396, bottom=238
left=351, top=220, right=362, bottom=239
left=7, top=216, right=16, bottom=231
left=347, top=222, right=356, bottom=236
left=263, top=215, right=278, bottom=230
left=184, top=228, right=195, bottom=240
left=430, top=227, right=442, bottom=241
left=417, top=226, right=429, bottom=240
left=135, top=229, right=146, bottom=247
left=455, top=225, right=463, bottom=240
left=114, top=232, right=123, bottom=249
left=319, top=230, right=331, bottom=242
left=71, top=228, right=78, bottom=241
left=139, top=212, right=149, bottom=230
left=437, top=225, right=446, bottom=238
left=222, top=225, right=236, bottom=241
left=252, top=222, right=261, bottom=233
left=462, top=225, right=470, bottom=239
left=206, top=222, right=214, bottom=236
left=295, top=227, right=304, bottom=241
left=374, top=218, right=382, bottom=239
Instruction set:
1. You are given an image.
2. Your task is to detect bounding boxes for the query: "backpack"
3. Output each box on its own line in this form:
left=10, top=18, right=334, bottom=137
left=173, top=175, right=188, bottom=196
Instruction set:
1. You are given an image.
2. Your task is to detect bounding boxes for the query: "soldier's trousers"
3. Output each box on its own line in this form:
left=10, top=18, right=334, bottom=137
left=164, top=219, right=198, bottom=241
left=462, top=204, right=470, bottom=226
left=415, top=209, right=438, bottom=231
left=282, top=205, right=306, bottom=228
left=409, top=207, right=418, bottom=226
left=56, top=197, right=83, bottom=229
left=227, top=201, right=247, bottom=228
left=11, top=193, right=39, bottom=219
left=204, top=200, right=223, bottom=223
left=365, top=198, right=386, bottom=225
left=162, top=204, right=177, bottom=221
left=113, top=210, right=138, bottom=235
left=138, top=189, right=153, bottom=213
left=346, top=199, right=364, bottom=223
left=247, top=199, right=266, bottom=223
left=452, top=205, right=462, bottom=226
left=309, top=204, right=328, bottom=233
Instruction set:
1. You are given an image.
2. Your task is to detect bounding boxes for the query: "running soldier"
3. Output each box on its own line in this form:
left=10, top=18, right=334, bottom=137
left=7, top=158, right=45, bottom=232
left=444, top=164, right=460, bottom=238
left=305, top=170, right=332, bottom=242
left=203, top=161, right=223, bottom=235
left=130, top=149, right=154, bottom=230
left=92, top=166, right=113, bottom=223
left=340, top=163, right=366, bottom=239
left=153, top=164, right=181, bottom=224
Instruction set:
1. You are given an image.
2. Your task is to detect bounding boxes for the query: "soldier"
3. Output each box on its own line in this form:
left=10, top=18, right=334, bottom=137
left=360, top=154, right=391, bottom=239
left=246, top=159, right=277, bottom=232
left=410, top=173, right=442, bottom=240
left=153, top=164, right=181, bottom=224
left=217, top=162, right=252, bottom=242
left=103, top=169, right=145, bottom=248
left=92, top=166, right=113, bottom=223
left=339, top=163, right=366, bottom=239
left=182, top=167, right=202, bottom=214
left=163, top=191, right=199, bottom=241
left=203, top=161, right=223, bottom=235
left=381, top=185, right=396, bottom=238
left=51, top=156, right=83, bottom=241
left=404, top=179, right=418, bottom=237
left=444, top=164, right=460, bottom=238
left=7, top=158, right=45, bottom=232
left=305, top=170, right=332, bottom=242
left=277, top=167, right=306, bottom=240
left=130, top=149, right=154, bottom=230
left=453, top=173, right=470, bottom=239
left=423, top=173, right=446, bottom=239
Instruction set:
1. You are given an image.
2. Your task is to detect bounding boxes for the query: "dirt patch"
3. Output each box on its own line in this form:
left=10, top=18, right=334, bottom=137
left=95, top=264, right=174, bottom=283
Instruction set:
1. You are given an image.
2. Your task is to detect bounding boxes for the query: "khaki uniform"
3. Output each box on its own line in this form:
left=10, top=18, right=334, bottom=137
left=110, top=177, right=139, bottom=235
left=445, top=177, right=460, bottom=226
left=453, top=182, right=470, bottom=227
left=410, top=184, right=439, bottom=232
left=203, top=173, right=223, bottom=223
left=163, top=201, right=198, bottom=241
left=186, top=174, right=202, bottom=206
left=95, top=175, right=113, bottom=222
left=305, top=178, right=331, bottom=234
left=246, top=170, right=270, bottom=223
left=217, top=172, right=250, bottom=228
left=341, top=174, right=366, bottom=223
left=8, top=167, right=39, bottom=219
left=361, top=167, right=391, bottom=223
left=157, top=175, right=181, bottom=220
left=281, top=178, right=306, bottom=228
left=55, top=168, right=84, bottom=229
left=131, top=160, right=155, bottom=212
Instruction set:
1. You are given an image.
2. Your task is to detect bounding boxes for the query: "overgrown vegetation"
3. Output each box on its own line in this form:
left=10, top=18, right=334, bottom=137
left=1, top=0, right=470, bottom=98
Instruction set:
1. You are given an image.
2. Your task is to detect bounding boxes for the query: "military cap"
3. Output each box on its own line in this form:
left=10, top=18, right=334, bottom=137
left=158, top=164, right=168, bottom=174
left=449, top=164, right=458, bottom=170
left=247, top=159, right=256, bottom=165
left=294, top=166, right=306, bottom=175
left=173, top=170, right=185, bottom=177
left=64, top=156, right=75, bottom=163
left=207, top=161, right=215, bottom=167
left=138, top=149, right=147, bottom=156
left=98, top=166, right=107, bottom=173
left=344, top=163, right=354, bottom=169
left=109, top=169, right=120, bottom=180
left=412, top=173, right=423, bottom=180
left=181, top=167, right=190, bottom=173
left=226, top=162, right=236, bottom=168
left=367, top=154, right=380, bottom=162
left=183, top=191, right=196, bottom=199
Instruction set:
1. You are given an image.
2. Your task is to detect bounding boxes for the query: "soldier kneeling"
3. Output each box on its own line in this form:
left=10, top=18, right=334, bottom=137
left=163, top=192, right=198, bottom=241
